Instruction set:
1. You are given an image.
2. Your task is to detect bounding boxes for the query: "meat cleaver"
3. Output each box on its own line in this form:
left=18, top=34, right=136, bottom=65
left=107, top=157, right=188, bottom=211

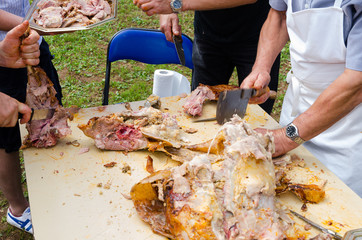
left=19, top=108, right=55, bottom=122
left=173, top=34, right=185, bottom=66
left=193, top=87, right=273, bottom=124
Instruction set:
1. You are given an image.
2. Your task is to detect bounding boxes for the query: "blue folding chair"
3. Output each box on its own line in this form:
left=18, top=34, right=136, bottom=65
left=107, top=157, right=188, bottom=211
left=102, top=28, right=194, bottom=105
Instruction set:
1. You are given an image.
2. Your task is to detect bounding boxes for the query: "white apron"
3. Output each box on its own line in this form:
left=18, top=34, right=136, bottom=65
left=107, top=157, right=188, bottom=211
left=280, top=0, right=362, bottom=197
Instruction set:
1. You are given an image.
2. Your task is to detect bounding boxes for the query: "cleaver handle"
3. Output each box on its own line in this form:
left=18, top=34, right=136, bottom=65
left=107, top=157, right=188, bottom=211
left=253, top=87, right=277, bottom=100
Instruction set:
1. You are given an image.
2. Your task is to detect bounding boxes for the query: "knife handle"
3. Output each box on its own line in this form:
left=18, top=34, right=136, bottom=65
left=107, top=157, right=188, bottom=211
left=18, top=108, right=34, bottom=121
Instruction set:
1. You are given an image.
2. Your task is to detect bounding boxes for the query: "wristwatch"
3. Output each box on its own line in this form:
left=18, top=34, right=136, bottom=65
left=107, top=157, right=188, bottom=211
left=170, top=0, right=182, bottom=13
left=285, top=122, right=305, bottom=145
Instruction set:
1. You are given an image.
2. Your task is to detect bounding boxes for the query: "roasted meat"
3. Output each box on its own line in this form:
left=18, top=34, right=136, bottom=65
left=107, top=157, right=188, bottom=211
left=131, top=117, right=293, bottom=240
left=23, top=67, right=72, bottom=148
left=78, top=107, right=187, bottom=151
left=273, top=154, right=326, bottom=203
left=78, top=114, right=148, bottom=151
left=32, top=0, right=112, bottom=28
left=183, top=84, right=238, bottom=116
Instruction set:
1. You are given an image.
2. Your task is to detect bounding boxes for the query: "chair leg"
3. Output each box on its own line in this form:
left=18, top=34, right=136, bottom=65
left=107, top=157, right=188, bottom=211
left=103, top=61, right=111, bottom=105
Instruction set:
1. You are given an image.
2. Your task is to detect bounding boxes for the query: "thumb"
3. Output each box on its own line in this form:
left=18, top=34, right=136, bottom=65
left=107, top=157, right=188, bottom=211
left=18, top=102, right=32, bottom=124
left=6, top=21, right=29, bottom=40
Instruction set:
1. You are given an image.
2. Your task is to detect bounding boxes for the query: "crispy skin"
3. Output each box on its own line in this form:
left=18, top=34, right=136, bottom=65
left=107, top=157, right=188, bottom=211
left=204, top=84, right=239, bottom=99
left=184, top=134, right=225, bottom=155
left=130, top=170, right=174, bottom=239
left=288, top=184, right=325, bottom=204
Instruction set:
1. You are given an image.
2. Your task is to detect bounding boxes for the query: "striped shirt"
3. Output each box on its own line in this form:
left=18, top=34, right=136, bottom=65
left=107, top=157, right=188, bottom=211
left=0, top=0, right=30, bottom=41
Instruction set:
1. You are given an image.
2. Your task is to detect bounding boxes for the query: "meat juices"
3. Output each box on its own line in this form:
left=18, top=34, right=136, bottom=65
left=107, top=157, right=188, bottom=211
left=32, top=0, right=112, bottom=28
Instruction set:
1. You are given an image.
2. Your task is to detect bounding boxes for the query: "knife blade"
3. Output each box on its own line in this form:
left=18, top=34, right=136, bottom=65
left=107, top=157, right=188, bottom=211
left=18, top=108, right=55, bottom=122
left=173, top=34, right=185, bottom=66
left=290, top=210, right=343, bottom=240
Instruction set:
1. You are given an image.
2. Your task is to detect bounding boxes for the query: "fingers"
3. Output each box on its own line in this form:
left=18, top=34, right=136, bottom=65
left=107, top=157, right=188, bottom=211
left=7, top=21, right=29, bottom=39
left=0, top=93, right=19, bottom=127
left=18, top=102, right=32, bottom=124
left=21, top=29, right=40, bottom=45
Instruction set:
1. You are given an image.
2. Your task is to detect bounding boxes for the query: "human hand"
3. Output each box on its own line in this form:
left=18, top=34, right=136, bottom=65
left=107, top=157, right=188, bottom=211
left=254, top=127, right=298, bottom=158
left=240, top=70, right=271, bottom=104
left=134, top=0, right=173, bottom=16
left=0, top=21, right=40, bottom=68
left=159, top=14, right=182, bottom=42
left=0, top=92, right=32, bottom=127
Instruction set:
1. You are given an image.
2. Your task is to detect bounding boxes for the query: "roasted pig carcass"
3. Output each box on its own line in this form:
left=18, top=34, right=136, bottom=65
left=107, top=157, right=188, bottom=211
left=78, top=107, right=188, bottom=151
left=183, top=84, right=238, bottom=116
left=219, top=117, right=289, bottom=240
left=32, top=0, right=112, bottom=28
left=131, top=117, right=296, bottom=240
left=23, top=67, right=72, bottom=148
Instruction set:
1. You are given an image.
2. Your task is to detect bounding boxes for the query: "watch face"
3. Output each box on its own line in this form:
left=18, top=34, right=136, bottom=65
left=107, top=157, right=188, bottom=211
left=172, top=0, right=182, bottom=9
left=286, top=125, right=296, bottom=137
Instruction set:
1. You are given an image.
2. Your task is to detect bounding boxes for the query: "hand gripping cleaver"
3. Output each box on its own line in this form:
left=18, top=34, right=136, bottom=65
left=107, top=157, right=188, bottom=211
left=193, top=87, right=273, bottom=124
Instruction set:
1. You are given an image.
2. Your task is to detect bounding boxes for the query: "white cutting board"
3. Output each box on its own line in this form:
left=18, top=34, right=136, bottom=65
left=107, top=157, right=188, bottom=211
left=21, top=96, right=362, bottom=240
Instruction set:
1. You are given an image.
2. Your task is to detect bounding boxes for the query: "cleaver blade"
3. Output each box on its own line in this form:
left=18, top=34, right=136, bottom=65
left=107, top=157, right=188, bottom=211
left=216, top=87, right=270, bottom=125
left=173, top=34, right=186, bottom=66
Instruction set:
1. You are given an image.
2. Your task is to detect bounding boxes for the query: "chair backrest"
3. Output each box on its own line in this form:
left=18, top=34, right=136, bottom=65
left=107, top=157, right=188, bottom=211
left=103, top=28, right=194, bottom=105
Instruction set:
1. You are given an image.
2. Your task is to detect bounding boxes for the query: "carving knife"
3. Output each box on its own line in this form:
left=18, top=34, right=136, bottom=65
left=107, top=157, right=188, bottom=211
left=290, top=210, right=343, bottom=240
left=19, top=108, right=55, bottom=122
left=173, top=34, right=185, bottom=66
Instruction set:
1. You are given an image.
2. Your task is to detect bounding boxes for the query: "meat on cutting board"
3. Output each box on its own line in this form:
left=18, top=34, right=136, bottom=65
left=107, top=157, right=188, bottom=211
left=183, top=84, right=238, bottom=116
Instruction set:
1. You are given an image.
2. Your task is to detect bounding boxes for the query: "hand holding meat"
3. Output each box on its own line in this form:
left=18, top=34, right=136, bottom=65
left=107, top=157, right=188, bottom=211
left=0, top=21, right=40, bottom=68
left=134, top=0, right=173, bottom=16
left=0, top=92, right=32, bottom=127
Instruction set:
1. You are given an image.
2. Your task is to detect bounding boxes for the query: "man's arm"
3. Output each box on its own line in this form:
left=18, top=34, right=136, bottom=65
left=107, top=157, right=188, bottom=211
left=135, top=0, right=256, bottom=16
left=240, top=8, right=289, bottom=103
left=0, top=10, right=23, bottom=31
left=0, top=21, right=40, bottom=68
left=269, top=69, right=362, bottom=157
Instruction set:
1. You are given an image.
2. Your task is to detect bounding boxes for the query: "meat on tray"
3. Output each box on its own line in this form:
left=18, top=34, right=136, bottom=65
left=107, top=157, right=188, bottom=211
left=131, top=116, right=328, bottom=240
left=32, top=0, right=112, bottom=28
left=183, top=84, right=238, bottom=116
left=23, top=67, right=73, bottom=148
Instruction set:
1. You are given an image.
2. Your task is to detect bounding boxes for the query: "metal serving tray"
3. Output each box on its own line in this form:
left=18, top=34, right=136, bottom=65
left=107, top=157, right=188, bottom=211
left=26, top=0, right=117, bottom=33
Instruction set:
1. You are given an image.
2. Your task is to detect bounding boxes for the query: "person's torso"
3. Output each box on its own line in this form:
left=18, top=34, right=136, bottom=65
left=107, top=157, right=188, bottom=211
left=194, top=0, right=270, bottom=44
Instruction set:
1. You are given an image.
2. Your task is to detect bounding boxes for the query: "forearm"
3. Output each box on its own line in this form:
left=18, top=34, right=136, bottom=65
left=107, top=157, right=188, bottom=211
left=252, top=8, right=289, bottom=73
left=183, top=0, right=256, bottom=11
left=295, top=69, right=362, bottom=141
left=0, top=10, right=23, bottom=31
